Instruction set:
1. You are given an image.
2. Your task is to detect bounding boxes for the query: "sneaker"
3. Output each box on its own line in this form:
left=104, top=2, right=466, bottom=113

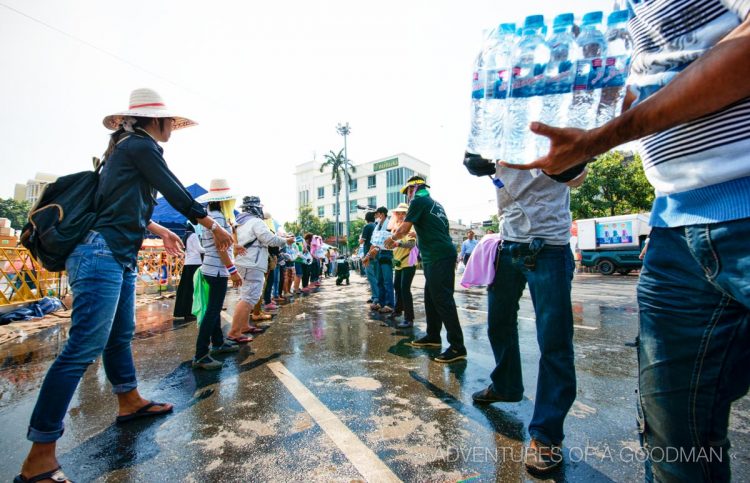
left=379, top=306, right=394, bottom=314
left=407, top=336, right=442, bottom=348
left=524, top=439, right=563, bottom=474
left=472, top=385, right=523, bottom=404
left=192, top=355, right=222, bottom=370
left=433, top=346, right=467, bottom=363
left=396, top=320, right=414, bottom=329
left=366, top=299, right=373, bottom=304
left=210, top=340, right=240, bottom=355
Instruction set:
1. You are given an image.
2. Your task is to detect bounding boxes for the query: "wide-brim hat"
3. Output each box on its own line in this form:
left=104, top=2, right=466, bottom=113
left=103, top=88, right=197, bottom=131
left=196, top=179, right=238, bottom=203
left=392, top=202, right=409, bottom=213
left=240, top=196, right=263, bottom=210
left=400, top=176, right=430, bottom=194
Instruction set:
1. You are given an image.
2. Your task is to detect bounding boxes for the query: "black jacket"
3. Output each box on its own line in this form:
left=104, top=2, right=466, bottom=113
left=93, top=130, right=207, bottom=270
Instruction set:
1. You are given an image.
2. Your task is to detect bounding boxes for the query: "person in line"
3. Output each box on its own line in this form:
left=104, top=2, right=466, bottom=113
left=192, top=179, right=243, bottom=370
left=359, top=211, right=378, bottom=304
left=458, top=230, right=478, bottom=266
left=16, top=88, right=234, bottom=483
left=390, top=202, right=417, bottom=329
left=385, top=176, right=466, bottom=363
left=282, top=236, right=300, bottom=298
left=366, top=207, right=395, bottom=314
left=504, top=2, right=750, bottom=479
left=227, top=196, right=291, bottom=343
left=336, top=255, right=350, bottom=286
left=173, top=222, right=204, bottom=322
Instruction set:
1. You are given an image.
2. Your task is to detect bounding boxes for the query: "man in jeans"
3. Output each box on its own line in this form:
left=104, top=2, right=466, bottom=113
left=359, top=210, right=378, bottom=303
left=504, top=2, right=750, bottom=480
left=366, top=207, right=395, bottom=314
left=386, top=176, right=466, bottom=363
left=466, top=162, right=586, bottom=474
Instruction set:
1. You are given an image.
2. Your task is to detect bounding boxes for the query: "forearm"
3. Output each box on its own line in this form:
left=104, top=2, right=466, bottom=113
left=147, top=221, right=168, bottom=237
left=391, top=222, right=413, bottom=240
left=589, top=19, right=750, bottom=153
left=217, top=249, right=233, bottom=267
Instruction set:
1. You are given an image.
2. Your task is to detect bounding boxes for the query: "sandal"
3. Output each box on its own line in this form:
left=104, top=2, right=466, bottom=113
left=227, top=335, right=253, bottom=344
left=115, top=401, right=173, bottom=424
left=14, top=467, right=72, bottom=483
left=242, top=326, right=264, bottom=334
left=251, top=313, right=272, bottom=321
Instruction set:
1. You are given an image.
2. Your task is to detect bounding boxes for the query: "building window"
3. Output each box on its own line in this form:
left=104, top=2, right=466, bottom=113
left=349, top=178, right=358, bottom=192
left=298, top=190, right=310, bottom=207
left=333, top=184, right=339, bottom=196
left=368, top=175, right=376, bottom=189
left=318, top=206, right=325, bottom=218
left=332, top=203, right=339, bottom=216
left=385, top=167, right=414, bottom=210
left=349, top=200, right=357, bottom=214
left=367, top=196, right=377, bottom=209
left=317, top=187, right=324, bottom=199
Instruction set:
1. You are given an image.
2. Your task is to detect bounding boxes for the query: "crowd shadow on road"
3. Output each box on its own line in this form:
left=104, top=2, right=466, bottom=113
left=59, top=352, right=281, bottom=482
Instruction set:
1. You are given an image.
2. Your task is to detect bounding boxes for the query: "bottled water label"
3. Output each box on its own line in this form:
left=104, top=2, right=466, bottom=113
left=602, top=55, right=628, bottom=88
left=487, top=69, right=512, bottom=99
left=573, top=59, right=592, bottom=91
left=588, top=57, right=607, bottom=90
left=472, top=71, right=485, bottom=99
left=511, top=65, right=546, bottom=98
left=544, top=60, right=575, bottom=95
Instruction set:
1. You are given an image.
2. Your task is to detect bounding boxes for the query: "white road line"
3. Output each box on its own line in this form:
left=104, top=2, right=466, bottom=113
left=268, top=362, right=402, bottom=483
left=457, top=310, right=598, bottom=331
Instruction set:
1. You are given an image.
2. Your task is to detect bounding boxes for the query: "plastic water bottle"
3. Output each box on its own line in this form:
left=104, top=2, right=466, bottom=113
left=596, top=10, right=632, bottom=126
left=477, top=23, right=517, bottom=160
left=503, top=15, right=550, bottom=165
left=467, top=29, right=496, bottom=155
left=569, top=11, right=607, bottom=130
left=536, top=13, right=580, bottom=157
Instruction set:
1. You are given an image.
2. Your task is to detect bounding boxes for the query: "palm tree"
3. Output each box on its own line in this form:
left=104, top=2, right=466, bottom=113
left=320, top=148, right=356, bottom=249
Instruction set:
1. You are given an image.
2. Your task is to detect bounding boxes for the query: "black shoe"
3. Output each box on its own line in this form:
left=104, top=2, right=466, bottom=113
left=407, top=336, right=442, bottom=348
left=472, top=385, right=523, bottom=404
left=525, top=439, right=563, bottom=474
left=366, top=299, right=373, bottom=304
left=433, top=346, right=467, bottom=363
left=396, top=320, right=414, bottom=329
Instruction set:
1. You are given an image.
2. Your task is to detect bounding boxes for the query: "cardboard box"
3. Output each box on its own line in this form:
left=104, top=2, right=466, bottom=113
left=0, top=227, right=12, bottom=236
left=0, top=218, right=10, bottom=228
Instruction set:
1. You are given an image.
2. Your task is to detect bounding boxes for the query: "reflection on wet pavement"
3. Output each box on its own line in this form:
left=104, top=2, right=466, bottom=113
left=0, top=272, right=748, bottom=482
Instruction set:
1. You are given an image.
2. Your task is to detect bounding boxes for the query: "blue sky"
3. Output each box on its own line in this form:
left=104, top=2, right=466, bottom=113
left=0, top=0, right=621, bottom=225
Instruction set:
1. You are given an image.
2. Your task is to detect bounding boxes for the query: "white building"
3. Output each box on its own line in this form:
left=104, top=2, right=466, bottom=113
left=14, top=173, right=58, bottom=206
left=295, top=153, right=430, bottom=234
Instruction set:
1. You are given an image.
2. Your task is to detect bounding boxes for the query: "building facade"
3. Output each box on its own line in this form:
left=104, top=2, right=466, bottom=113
left=14, top=173, right=58, bottom=206
left=295, top=153, right=430, bottom=234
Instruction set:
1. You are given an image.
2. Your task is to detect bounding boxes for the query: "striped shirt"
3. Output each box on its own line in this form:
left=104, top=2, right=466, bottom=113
left=627, top=0, right=750, bottom=226
left=200, top=211, right=232, bottom=277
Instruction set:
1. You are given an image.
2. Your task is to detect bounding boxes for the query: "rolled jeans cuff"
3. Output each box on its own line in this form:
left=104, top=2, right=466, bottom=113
left=27, top=424, right=64, bottom=443
left=111, top=380, right=138, bottom=394
left=529, top=429, right=558, bottom=446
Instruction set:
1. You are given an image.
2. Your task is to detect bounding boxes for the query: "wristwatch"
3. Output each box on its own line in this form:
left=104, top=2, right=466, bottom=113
left=210, top=221, right=219, bottom=232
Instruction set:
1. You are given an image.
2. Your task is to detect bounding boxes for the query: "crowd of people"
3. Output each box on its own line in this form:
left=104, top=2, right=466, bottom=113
left=14, top=1, right=750, bottom=478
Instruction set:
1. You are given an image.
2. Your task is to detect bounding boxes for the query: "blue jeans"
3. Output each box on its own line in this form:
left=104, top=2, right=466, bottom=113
left=28, top=232, right=138, bottom=443
left=637, top=219, right=750, bottom=482
left=373, top=257, right=395, bottom=308
left=487, top=242, right=576, bottom=445
left=366, top=262, right=378, bottom=300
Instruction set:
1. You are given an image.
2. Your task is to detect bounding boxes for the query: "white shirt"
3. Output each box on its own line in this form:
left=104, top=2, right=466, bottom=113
left=184, top=232, right=205, bottom=266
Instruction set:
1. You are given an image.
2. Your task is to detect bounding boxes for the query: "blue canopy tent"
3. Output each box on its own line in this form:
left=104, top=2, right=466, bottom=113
left=148, top=183, right=207, bottom=238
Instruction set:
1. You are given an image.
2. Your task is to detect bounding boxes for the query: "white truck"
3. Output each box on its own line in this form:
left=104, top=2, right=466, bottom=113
left=574, top=213, right=651, bottom=275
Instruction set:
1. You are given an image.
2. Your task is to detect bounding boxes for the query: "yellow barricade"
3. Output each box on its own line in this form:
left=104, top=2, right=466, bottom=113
left=0, top=247, right=68, bottom=307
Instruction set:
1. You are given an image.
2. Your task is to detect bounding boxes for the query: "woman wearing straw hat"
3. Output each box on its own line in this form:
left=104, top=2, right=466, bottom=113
left=17, top=88, right=234, bottom=483
left=390, top=202, right=418, bottom=329
left=192, top=179, right=244, bottom=370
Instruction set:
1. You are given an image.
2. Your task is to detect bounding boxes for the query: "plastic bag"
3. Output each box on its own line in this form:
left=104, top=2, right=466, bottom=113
left=191, top=269, right=210, bottom=325
left=457, top=261, right=466, bottom=274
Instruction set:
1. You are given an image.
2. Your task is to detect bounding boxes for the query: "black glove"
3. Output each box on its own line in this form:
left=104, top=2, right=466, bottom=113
left=463, top=152, right=496, bottom=177
left=544, top=162, right=588, bottom=183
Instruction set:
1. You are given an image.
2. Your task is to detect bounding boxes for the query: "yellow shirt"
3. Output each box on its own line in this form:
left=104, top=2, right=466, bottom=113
left=392, top=230, right=417, bottom=270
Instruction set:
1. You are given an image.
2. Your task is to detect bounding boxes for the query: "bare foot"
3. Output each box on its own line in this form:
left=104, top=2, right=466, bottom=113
left=20, top=442, right=70, bottom=482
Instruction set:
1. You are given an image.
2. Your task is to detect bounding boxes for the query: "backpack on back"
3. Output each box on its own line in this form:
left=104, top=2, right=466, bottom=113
left=20, top=159, right=102, bottom=272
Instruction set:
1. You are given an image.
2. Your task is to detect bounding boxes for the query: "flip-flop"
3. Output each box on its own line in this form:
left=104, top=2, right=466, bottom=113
left=227, top=335, right=253, bottom=344
left=115, top=401, right=173, bottom=424
left=242, top=326, right=264, bottom=334
left=14, top=466, right=72, bottom=483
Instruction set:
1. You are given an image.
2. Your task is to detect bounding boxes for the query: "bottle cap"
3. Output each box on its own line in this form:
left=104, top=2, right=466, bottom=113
left=582, top=11, right=603, bottom=26
left=607, top=9, right=630, bottom=25
left=523, top=14, right=545, bottom=30
left=499, top=22, right=517, bottom=35
left=553, top=13, right=575, bottom=30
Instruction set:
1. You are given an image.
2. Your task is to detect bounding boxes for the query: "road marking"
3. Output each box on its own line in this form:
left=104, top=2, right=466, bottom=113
left=457, top=309, right=598, bottom=331
left=268, top=361, right=402, bottom=483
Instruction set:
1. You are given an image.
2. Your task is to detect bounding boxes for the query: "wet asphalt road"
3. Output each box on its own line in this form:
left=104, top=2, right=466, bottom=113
left=0, top=271, right=749, bottom=482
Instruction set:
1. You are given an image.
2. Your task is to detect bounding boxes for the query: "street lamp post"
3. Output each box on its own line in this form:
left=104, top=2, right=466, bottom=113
left=336, top=122, right=351, bottom=255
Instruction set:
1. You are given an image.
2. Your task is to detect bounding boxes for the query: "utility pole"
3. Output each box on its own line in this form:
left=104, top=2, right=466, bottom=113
left=336, top=122, right=352, bottom=255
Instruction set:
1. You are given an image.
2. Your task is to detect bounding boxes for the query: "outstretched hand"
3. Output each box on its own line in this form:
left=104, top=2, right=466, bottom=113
left=499, top=122, right=599, bottom=175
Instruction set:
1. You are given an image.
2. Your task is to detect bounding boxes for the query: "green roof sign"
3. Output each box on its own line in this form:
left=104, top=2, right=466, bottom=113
left=373, top=157, right=399, bottom=172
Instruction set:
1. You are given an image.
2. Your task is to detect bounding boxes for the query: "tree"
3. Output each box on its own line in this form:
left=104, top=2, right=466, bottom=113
left=283, top=205, right=332, bottom=238
left=347, top=219, right=366, bottom=253
left=486, top=214, right=500, bottom=233
left=570, top=151, right=654, bottom=220
left=0, top=198, right=32, bottom=229
left=319, top=149, right=356, bottom=249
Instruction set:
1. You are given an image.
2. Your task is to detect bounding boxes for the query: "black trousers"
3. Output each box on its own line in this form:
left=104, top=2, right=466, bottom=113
left=195, top=274, right=228, bottom=360
left=423, top=257, right=464, bottom=348
left=301, top=263, right=311, bottom=288
left=394, top=266, right=416, bottom=321
left=173, top=264, right=199, bottom=317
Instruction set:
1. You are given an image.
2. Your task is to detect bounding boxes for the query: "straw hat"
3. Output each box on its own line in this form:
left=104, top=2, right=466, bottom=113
left=196, top=179, right=238, bottom=203
left=103, top=88, right=197, bottom=131
left=399, top=175, right=430, bottom=194
left=392, top=202, right=409, bottom=213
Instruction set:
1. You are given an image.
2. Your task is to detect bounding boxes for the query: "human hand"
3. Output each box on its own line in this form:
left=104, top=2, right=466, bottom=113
left=230, top=272, right=242, bottom=287
left=213, top=226, right=233, bottom=251
left=162, top=230, right=184, bottom=257
left=499, top=122, right=599, bottom=175
left=384, top=237, right=396, bottom=249
left=286, top=236, right=295, bottom=244
left=234, top=244, right=247, bottom=256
